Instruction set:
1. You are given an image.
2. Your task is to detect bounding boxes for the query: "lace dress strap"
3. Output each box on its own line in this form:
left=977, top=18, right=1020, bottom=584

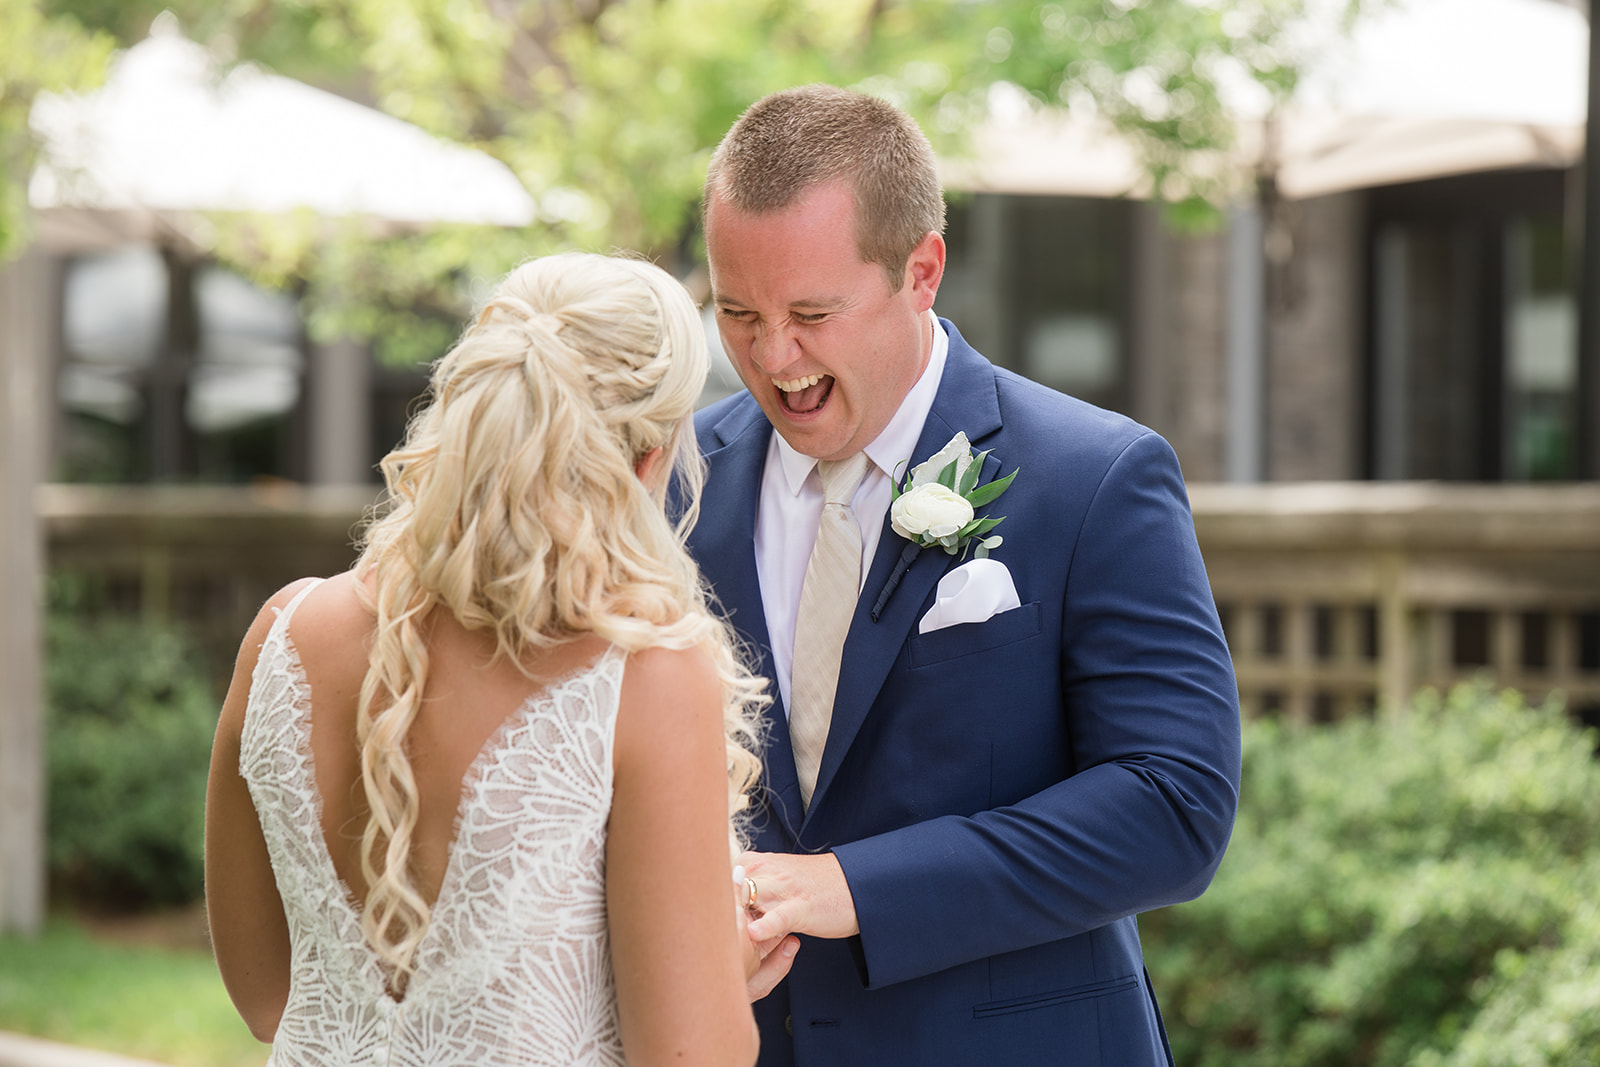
left=274, top=578, right=324, bottom=627
left=241, top=577, right=324, bottom=757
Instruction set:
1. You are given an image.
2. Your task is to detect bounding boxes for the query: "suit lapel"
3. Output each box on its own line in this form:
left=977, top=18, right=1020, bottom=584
left=805, top=322, right=1005, bottom=821
left=696, top=401, right=806, bottom=844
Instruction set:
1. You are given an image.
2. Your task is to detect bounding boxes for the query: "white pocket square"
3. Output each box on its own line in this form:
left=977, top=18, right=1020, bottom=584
left=917, top=558, right=1022, bottom=634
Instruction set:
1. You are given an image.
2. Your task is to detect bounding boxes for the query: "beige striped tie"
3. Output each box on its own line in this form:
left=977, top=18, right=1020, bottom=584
left=789, top=452, right=873, bottom=810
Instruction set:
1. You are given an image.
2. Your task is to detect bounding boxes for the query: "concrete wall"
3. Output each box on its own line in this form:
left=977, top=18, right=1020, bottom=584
left=0, top=251, right=54, bottom=935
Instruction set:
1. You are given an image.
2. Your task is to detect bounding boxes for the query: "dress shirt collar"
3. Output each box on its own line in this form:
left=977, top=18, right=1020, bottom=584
left=772, top=310, right=950, bottom=493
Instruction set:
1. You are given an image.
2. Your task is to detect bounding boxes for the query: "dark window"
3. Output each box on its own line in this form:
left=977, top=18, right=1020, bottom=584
left=1520, top=612, right=1549, bottom=671
left=937, top=194, right=1131, bottom=413
left=1366, top=170, right=1574, bottom=482
left=1259, top=604, right=1284, bottom=658
left=1451, top=609, right=1490, bottom=668
left=57, top=247, right=307, bottom=483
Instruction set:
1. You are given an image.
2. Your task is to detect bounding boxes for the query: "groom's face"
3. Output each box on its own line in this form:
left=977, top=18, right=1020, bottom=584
left=706, top=179, right=944, bottom=462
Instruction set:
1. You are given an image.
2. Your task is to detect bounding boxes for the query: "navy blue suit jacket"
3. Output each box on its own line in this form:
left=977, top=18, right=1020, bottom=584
left=688, top=321, right=1241, bottom=1065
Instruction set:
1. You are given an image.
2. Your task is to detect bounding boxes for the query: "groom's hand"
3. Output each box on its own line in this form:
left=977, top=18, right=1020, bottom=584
left=740, top=851, right=860, bottom=942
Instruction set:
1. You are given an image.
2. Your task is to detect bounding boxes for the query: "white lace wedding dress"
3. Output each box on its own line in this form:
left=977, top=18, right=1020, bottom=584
left=240, top=580, right=628, bottom=1066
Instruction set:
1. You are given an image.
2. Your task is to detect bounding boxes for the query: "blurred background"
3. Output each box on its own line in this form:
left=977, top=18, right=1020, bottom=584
left=2, top=2, right=1598, bottom=1065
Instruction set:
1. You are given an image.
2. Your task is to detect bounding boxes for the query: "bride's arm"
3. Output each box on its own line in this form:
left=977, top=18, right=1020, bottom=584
left=608, top=644, right=761, bottom=1067
left=205, top=582, right=308, bottom=1042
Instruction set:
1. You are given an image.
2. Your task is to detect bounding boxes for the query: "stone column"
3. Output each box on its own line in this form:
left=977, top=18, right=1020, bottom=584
left=0, top=250, right=53, bottom=935
left=1225, top=202, right=1266, bottom=483
left=1129, top=202, right=1229, bottom=481
left=1264, top=192, right=1364, bottom=480
left=308, top=336, right=374, bottom=486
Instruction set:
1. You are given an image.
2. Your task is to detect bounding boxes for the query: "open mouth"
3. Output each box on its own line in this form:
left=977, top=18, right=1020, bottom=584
left=774, top=374, right=833, bottom=415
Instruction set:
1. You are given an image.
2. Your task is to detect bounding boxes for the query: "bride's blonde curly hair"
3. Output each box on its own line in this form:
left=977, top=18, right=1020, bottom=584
left=351, top=251, right=766, bottom=985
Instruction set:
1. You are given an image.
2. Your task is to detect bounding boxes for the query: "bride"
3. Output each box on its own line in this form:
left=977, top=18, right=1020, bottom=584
left=205, top=252, right=793, bottom=1065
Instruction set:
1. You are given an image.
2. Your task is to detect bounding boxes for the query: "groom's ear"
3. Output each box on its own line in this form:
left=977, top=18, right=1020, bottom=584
left=904, top=230, right=945, bottom=312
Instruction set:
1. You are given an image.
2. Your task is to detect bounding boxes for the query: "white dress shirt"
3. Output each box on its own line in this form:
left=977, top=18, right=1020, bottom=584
left=754, top=311, right=950, bottom=715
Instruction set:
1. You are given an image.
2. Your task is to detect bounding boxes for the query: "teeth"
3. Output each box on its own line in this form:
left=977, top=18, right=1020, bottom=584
left=773, top=374, right=824, bottom=392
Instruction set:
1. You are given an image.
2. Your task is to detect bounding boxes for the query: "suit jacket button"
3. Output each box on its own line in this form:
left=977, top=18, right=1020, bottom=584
left=784, top=1014, right=793, bottom=1036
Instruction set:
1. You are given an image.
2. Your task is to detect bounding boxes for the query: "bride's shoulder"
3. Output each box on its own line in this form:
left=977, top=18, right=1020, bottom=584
left=615, top=644, right=722, bottom=749
left=272, top=572, right=371, bottom=679
left=622, top=643, right=719, bottom=700
left=247, top=572, right=363, bottom=631
left=282, top=571, right=367, bottom=628
left=231, top=576, right=328, bottom=666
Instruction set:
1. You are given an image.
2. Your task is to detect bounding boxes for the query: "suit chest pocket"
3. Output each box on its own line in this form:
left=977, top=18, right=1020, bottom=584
left=906, top=601, right=1043, bottom=668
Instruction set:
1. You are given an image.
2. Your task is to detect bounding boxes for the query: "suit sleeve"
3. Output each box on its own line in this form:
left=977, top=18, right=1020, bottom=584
left=831, top=430, right=1242, bottom=989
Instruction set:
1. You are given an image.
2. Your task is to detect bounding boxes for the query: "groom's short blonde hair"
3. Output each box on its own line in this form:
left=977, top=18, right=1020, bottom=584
left=704, top=84, right=947, bottom=291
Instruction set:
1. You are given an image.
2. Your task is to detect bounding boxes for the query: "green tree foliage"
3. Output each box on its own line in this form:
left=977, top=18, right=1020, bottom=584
left=190, top=0, right=1389, bottom=250
left=920, top=0, right=1393, bottom=224
left=20, top=0, right=1385, bottom=353
left=0, top=0, right=112, bottom=257
left=45, top=591, right=217, bottom=909
left=1143, top=684, right=1600, bottom=1067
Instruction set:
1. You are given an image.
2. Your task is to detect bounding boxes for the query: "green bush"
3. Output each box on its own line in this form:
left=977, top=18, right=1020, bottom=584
left=46, top=606, right=219, bottom=909
left=1417, top=898, right=1600, bottom=1067
left=1144, top=683, right=1600, bottom=1067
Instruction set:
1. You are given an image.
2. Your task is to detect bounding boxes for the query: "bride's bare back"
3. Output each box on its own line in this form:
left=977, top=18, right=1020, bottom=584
left=292, top=572, right=613, bottom=912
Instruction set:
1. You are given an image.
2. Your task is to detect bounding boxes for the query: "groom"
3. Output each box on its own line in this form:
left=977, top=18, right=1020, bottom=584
left=689, top=85, right=1241, bottom=1066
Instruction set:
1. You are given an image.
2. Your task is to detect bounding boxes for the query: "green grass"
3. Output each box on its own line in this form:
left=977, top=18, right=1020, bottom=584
left=0, top=915, right=267, bottom=1067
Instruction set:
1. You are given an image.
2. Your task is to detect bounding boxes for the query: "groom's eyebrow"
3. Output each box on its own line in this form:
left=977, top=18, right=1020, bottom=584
left=711, top=294, right=849, bottom=313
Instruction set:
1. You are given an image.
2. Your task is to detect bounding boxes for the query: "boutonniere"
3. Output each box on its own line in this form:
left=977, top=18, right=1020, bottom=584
left=889, top=432, right=1018, bottom=560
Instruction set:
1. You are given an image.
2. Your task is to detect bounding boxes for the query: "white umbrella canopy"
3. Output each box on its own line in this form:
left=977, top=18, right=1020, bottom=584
left=28, top=14, right=536, bottom=246
left=1292, top=0, right=1585, bottom=128
left=944, top=0, right=1589, bottom=201
left=1268, top=0, right=1588, bottom=197
left=938, top=101, right=1149, bottom=199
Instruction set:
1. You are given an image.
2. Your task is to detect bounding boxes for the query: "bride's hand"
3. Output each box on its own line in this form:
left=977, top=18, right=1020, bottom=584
left=744, top=930, right=799, bottom=1001
left=735, top=866, right=799, bottom=1000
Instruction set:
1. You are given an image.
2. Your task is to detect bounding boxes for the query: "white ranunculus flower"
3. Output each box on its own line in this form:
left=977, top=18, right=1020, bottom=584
left=907, top=431, right=974, bottom=490
left=891, top=482, right=975, bottom=541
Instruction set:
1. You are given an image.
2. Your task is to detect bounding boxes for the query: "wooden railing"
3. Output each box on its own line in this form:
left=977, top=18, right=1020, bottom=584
left=39, top=482, right=1600, bottom=723
left=40, top=483, right=374, bottom=676
left=1189, top=483, right=1600, bottom=723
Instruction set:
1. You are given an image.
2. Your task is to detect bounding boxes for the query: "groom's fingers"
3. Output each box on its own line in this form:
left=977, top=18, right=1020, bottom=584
left=745, top=907, right=793, bottom=943
left=745, top=935, right=800, bottom=1002
left=739, top=851, right=860, bottom=941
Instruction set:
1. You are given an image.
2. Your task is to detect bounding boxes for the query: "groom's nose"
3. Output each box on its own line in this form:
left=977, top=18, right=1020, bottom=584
left=751, top=319, right=803, bottom=375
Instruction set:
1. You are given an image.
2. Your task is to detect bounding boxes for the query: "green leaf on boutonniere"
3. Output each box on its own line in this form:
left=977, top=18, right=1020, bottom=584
left=937, top=457, right=959, bottom=490
left=973, top=535, right=1003, bottom=559
left=966, top=467, right=1018, bottom=508
left=958, top=516, right=1005, bottom=540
